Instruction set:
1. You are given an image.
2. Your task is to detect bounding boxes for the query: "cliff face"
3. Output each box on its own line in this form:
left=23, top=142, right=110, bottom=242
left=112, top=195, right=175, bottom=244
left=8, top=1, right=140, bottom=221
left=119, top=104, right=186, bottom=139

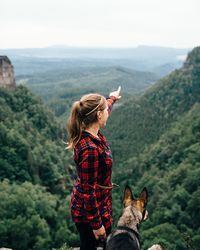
left=0, top=56, right=16, bottom=89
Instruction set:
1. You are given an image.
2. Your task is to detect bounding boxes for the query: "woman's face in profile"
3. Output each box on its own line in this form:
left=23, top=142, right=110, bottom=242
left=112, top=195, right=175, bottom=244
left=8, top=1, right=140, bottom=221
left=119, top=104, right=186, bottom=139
left=98, top=104, right=109, bottom=128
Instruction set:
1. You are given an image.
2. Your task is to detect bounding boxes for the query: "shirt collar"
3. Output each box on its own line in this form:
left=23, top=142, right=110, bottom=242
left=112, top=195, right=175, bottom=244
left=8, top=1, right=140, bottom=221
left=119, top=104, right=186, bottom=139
left=82, top=130, right=101, bottom=144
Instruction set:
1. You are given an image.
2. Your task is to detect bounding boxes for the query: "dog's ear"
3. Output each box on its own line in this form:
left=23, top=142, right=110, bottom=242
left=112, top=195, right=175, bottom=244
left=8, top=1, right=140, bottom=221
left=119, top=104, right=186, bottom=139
left=139, top=187, right=148, bottom=205
left=123, top=185, right=134, bottom=207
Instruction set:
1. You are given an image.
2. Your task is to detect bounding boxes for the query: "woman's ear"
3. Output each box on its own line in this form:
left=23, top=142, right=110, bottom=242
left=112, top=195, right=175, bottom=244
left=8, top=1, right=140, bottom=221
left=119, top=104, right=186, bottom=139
left=97, top=110, right=101, bottom=119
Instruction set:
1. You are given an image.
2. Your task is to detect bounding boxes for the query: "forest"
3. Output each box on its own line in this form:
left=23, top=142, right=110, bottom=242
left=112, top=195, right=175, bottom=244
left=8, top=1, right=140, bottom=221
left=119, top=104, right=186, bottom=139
left=0, top=46, right=199, bottom=249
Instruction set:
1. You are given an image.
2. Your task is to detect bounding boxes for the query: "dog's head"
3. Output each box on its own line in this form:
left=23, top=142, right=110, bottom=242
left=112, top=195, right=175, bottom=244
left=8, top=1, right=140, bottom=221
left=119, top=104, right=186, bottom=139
left=123, top=186, right=148, bottom=221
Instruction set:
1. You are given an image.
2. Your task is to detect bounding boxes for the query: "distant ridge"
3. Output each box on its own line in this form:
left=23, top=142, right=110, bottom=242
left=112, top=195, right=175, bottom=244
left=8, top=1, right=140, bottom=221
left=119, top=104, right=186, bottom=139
left=1, top=45, right=190, bottom=59
left=1, top=45, right=191, bottom=77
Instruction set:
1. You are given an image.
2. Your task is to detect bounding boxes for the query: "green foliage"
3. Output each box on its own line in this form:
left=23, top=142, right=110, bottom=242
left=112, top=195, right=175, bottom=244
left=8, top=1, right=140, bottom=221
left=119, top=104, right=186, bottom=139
left=112, top=103, right=200, bottom=249
left=0, top=85, right=80, bottom=249
left=142, top=223, right=187, bottom=249
left=109, top=47, right=200, bottom=249
left=0, top=86, right=73, bottom=193
left=1, top=46, right=200, bottom=249
left=52, top=243, right=72, bottom=250
left=105, top=47, right=200, bottom=165
left=0, top=180, right=76, bottom=250
left=17, top=66, right=157, bottom=122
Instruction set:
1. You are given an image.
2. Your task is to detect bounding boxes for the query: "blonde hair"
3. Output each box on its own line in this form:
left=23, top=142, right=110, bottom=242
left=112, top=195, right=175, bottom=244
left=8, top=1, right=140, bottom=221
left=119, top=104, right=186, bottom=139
left=67, top=94, right=106, bottom=150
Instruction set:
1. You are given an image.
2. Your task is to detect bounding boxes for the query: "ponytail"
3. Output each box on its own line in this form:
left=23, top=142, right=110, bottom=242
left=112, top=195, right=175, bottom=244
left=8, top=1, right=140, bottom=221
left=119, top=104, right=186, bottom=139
left=67, top=94, right=106, bottom=150
left=66, top=101, right=83, bottom=150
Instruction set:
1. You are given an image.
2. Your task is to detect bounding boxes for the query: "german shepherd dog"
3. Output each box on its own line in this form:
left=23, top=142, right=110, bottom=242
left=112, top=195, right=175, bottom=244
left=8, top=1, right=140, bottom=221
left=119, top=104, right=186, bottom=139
left=106, top=186, right=148, bottom=250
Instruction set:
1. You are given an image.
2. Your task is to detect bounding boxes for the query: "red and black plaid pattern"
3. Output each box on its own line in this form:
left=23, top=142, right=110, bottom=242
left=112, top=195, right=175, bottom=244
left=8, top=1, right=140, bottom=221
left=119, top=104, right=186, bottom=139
left=70, top=96, right=116, bottom=230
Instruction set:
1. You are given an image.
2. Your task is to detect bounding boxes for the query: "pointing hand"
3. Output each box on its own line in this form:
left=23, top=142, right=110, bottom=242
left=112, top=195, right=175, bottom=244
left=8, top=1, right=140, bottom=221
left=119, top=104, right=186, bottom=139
left=109, top=86, right=122, bottom=100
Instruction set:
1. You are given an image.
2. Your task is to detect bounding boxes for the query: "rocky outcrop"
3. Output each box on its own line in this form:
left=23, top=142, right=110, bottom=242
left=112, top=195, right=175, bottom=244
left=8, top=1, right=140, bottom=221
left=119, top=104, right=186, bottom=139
left=0, top=248, right=13, bottom=250
left=147, top=244, right=163, bottom=250
left=0, top=56, right=16, bottom=89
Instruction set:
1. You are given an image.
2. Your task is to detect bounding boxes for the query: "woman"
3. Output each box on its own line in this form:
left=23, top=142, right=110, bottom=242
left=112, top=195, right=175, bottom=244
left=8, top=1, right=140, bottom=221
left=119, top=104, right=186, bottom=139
left=67, top=86, right=121, bottom=250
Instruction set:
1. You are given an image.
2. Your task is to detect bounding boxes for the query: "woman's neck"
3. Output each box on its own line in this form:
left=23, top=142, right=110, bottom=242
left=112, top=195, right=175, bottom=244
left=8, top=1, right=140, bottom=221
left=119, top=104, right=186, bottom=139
left=85, top=123, right=100, bottom=138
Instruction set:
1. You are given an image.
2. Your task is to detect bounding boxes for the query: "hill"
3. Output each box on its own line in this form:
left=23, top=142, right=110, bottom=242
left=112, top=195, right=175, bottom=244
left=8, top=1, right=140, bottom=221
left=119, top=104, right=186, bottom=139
left=112, top=103, right=200, bottom=249
left=16, top=66, right=158, bottom=121
left=0, top=45, right=191, bottom=75
left=0, top=86, right=77, bottom=250
left=0, top=86, right=70, bottom=189
left=109, top=47, right=200, bottom=249
left=0, top=47, right=199, bottom=250
left=105, top=47, right=200, bottom=166
left=0, top=45, right=190, bottom=76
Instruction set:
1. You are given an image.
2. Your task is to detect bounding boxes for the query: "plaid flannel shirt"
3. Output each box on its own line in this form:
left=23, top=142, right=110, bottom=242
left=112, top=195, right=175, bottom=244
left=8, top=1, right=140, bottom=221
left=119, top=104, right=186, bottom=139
left=70, top=96, right=116, bottom=230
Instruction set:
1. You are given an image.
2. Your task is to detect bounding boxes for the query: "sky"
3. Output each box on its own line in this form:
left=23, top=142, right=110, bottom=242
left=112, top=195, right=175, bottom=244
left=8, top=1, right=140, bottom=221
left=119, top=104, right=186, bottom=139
left=0, top=0, right=199, bottom=49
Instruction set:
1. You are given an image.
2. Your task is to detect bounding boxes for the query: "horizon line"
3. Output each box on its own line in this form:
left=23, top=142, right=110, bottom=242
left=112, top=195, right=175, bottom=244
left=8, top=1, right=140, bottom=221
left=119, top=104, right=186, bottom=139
left=0, top=44, right=192, bottom=50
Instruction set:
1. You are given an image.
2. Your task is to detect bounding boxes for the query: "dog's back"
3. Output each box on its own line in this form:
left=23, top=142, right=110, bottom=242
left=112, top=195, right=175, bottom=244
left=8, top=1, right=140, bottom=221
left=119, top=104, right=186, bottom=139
left=106, top=232, right=139, bottom=250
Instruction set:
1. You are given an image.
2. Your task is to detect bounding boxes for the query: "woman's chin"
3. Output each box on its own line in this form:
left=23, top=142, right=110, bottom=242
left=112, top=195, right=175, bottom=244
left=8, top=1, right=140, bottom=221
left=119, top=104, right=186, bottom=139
left=100, top=123, right=106, bottom=128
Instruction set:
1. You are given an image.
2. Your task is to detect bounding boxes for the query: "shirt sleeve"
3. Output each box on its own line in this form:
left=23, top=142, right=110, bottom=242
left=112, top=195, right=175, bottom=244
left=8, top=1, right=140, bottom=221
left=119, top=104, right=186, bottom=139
left=78, top=146, right=103, bottom=230
left=106, top=96, right=117, bottom=115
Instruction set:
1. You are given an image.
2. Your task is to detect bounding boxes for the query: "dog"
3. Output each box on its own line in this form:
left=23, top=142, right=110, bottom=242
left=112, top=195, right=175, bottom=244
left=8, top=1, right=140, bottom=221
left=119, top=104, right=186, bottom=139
left=106, top=186, right=148, bottom=250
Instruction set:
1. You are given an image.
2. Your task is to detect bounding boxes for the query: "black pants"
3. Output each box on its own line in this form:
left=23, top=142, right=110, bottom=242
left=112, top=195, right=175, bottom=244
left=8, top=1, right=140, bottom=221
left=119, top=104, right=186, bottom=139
left=75, top=222, right=111, bottom=250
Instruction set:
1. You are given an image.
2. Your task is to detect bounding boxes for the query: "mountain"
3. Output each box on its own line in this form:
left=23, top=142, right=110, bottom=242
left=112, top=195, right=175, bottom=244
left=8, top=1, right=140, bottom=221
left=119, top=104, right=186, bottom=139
left=152, top=62, right=183, bottom=77
left=108, top=47, right=200, bottom=249
left=111, top=103, right=200, bottom=249
left=0, top=85, right=77, bottom=250
left=16, top=66, right=158, bottom=121
left=0, top=86, right=70, bottom=189
left=105, top=47, right=200, bottom=166
left=0, top=45, right=190, bottom=60
left=0, top=45, right=190, bottom=76
left=0, top=46, right=199, bottom=250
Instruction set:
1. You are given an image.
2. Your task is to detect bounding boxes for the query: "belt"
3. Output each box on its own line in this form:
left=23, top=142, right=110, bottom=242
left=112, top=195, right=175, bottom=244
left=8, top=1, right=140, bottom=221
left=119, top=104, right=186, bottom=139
left=97, top=183, right=119, bottom=189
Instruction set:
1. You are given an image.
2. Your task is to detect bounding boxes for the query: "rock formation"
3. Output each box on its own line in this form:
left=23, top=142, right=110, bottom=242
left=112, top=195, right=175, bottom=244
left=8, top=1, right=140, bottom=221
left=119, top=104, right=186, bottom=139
left=0, top=56, right=16, bottom=89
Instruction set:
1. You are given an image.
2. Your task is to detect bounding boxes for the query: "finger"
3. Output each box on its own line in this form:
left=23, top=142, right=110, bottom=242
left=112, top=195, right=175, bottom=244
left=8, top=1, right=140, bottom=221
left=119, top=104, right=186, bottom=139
left=94, top=234, right=99, bottom=240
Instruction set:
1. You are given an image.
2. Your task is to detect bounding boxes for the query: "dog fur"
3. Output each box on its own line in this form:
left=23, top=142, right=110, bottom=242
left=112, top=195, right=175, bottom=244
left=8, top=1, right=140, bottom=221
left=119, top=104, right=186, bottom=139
left=106, top=186, right=148, bottom=250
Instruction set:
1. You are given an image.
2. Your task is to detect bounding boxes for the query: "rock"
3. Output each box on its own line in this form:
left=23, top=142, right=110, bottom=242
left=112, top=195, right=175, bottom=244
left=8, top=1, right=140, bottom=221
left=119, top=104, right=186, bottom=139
left=148, top=244, right=163, bottom=250
left=0, top=56, right=16, bottom=89
left=0, top=248, right=13, bottom=250
left=73, top=248, right=103, bottom=250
